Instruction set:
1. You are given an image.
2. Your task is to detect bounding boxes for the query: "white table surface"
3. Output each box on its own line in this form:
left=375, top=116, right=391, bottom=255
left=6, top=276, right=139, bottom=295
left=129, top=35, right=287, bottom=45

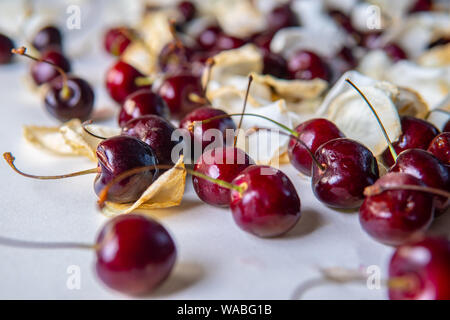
left=0, top=49, right=449, bottom=300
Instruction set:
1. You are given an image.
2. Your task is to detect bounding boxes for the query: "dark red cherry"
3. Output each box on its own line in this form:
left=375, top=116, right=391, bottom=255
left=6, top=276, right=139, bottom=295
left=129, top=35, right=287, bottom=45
left=389, top=237, right=450, bottom=300
left=196, top=26, right=222, bottom=51
left=158, top=41, right=194, bottom=74
left=96, top=214, right=176, bottom=296
left=267, top=4, right=299, bottom=31
left=158, top=72, right=204, bottom=119
left=382, top=116, right=440, bottom=167
left=32, top=26, right=62, bottom=53
left=328, top=10, right=355, bottom=35
left=428, top=133, right=450, bottom=165
left=262, top=51, right=288, bottom=79
left=230, top=165, right=301, bottom=237
left=44, top=76, right=94, bottom=122
left=312, top=138, right=379, bottom=209
left=105, top=60, right=146, bottom=104
left=443, top=120, right=450, bottom=133
left=383, top=43, right=408, bottom=62
left=122, top=115, right=179, bottom=166
left=177, top=1, right=196, bottom=22
left=0, top=33, right=14, bottom=64
left=31, top=50, right=71, bottom=86
left=118, top=89, right=169, bottom=127
left=93, top=136, right=159, bottom=203
left=409, top=0, right=433, bottom=13
left=215, top=34, right=246, bottom=51
left=104, top=27, right=132, bottom=56
left=288, top=118, right=345, bottom=176
left=327, top=46, right=357, bottom=80
left=287, top=50, right=330, bottom=81
left=252, top=31, right=275, bottom=53
left=193, top=146, right=254, bottom=207
left=359, top=173, right=434, bottom=246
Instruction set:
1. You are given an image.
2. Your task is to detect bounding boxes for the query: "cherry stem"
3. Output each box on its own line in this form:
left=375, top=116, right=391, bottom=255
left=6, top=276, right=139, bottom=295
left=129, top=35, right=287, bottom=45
left=81, top=120, right=107, bottom=140
left=97, top=163, right=247, bottom=208
left=135, top=76, right=154, bottom=87
left=364, top=184, right=450, bottom=199
left=234, top=75, right=253, bottom=147
left=0, top=235, right=96, bottom=251
left=11, top=46, right=71, bottom=99
left=203, top=58, right=215, bottom=97
left=3, top=152, right=98, bottom=180
left=345, top=79, right=398, bottom=161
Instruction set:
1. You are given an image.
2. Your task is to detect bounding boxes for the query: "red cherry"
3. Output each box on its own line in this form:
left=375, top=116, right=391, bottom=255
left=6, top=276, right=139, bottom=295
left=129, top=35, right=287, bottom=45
left=267, top=4, right=299, bottom=31
left=443, top=120, right=450, bottom=133
left=196, top=26, right=222, bottom=51
left=287, top=50, right=330, bottom=81
left=105, top=60, right=146, bottom=104
left=252, top=31, right=275, bottom=53
left=177, top=1, right=196, bottom=22
left=230, top=165, right=301, bottom=237
left=328, top=9, right=356, bottom=35
left=327, top=46, right=357, bottom=80
left=0, top=33, right=14, bottom=64
left=288, top=118, right=345, bottom=176
left=104, top=27, right=132, bottom=56
left=215, top=34, right=246, bottom=51
left=262, top=51, right=288, bottom=79
left=409, top=0, right=433, bottom=13
left=359, top=173, right=434, bottom=246
left=32, top=25, right=62, bottom=53
left=193, top=146, right=254, bottom=207
left=31, top=50, right=71, bottom=86
left=96, top=214, right=176, bottom=296
left=383, top=43, right=408, bottom=62
left=428, top=132, right=450, bottom=165
left=158, top=40, right=194, bottom=74
left=389, top=237, right=450, bottom=300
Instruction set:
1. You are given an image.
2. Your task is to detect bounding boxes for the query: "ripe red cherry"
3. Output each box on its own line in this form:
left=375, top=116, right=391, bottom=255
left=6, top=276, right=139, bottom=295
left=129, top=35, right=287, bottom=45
left=104, top=27, right=132, bottom=56
left=252, top=31, right=275, bottom=53
left=359, top=173, right=434, bottom=246
left=262, top=51, right=288, bottom=79
left=443, top=120, right=450, bottom=133
left=196, top=26, right=222, bottom=51
left=96, top=214, right=176, bottom=296
left=118, top=89, right=169, bottom=127
left=328, top=9, right=356, bottom=35
left=230, top=165, right=301, bottom=237
left=178, top=1, right=196, bottom=22
left=31, top=26, right=62, bottom=53
left=193, top=146, right=254, bottom=207
left=0, top=33, right=14, bottom=64
left=409, top=0, right=433, bottom=13
left=312, top=138, right=379, bottom=209
left=158, top=41, right=194, bottom=74
left=215, top=34, right=246, bottom=51
left=287, top=50, right=330, bottom=81
left=383, top=43, right=408, bottom=62
left=428, top=133, right=450, bottom=165
left=267, top=4, right=299, bottom=31
left=105, top=60, right=146, bottom=104
left=288, top=118, right=345, bottom=176
left=389, top=237, right=450, bottom=300
left=382, top=116, right=440, bottom=167
left=31, top=50, right=71, bottom=86
left=327, top=46, right=357, bottom=79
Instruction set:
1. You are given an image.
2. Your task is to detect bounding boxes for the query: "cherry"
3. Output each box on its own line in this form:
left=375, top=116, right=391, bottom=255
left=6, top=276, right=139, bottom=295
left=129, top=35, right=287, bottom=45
left=193, top=146, right=254, bottom=207
left=359, top=173, right=435, bottom=246
left=31, top=25, right=62, bottom=53
left=215, top=34, right=246, bottom=51
left=104, top=27, right=132, bottom=56
left=230, top=165, right=301, bottom=237
left=122, top=115, right=179, bottom=166
left=389, top=237, right=450, bottom=300
left=177, top=1, right=196, bottom=22
left=262, top=51, right=288, bottom=79
left=327, top=46, right=357, bottom=80
left=267, top=4, right=299, bottom=31
left=96, top=214, right=176, bottom=296
left=196, top=26, right=222, bottom=51
left=444, top=120, right=450, bottom=133
left=158, top=40, right=193, bottom=74
left=252, top=31, right=275, bottom=53
left=428, top=133, right=450, bottom=165
left=381, top=116, right=440, bottom=167
left=0, top=33, right=14, bottom=64
left=360, top=31, right=383, bottom=49
left=30, top=49, right=71, bottom=86
left=287, top=50, right=330, bottom=81
left=105, top=60, right=147, bottom=104
left=288, top=118, right=345, bottom=176
left=118, top=89, right=169, bottom=127
left=383, top=43, right=408, bottom=62
left=409, top=0, right=433, bottom=13
left=328, top=9, right=355, bottom=35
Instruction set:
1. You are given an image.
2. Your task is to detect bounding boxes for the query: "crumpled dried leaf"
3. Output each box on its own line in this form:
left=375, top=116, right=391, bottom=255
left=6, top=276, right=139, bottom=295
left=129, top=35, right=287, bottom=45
left=418, top=43, right=450, bottom=67
left=357, top=50, right=394, bottom=80
left=393, top=87, right=429, bottom=119
left=102, top=155, right=186, bottom=216
left=427, top=95, right=450, bottom=131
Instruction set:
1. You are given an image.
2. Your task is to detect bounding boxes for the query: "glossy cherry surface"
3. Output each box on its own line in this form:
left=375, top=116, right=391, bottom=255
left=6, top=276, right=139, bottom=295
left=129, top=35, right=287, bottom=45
left=267, top=4, right=299, bottom=31
left=105, top=60, right=146, bottom=104
left=312, top=138, right=379, bottom=209
left=158, top=41, right=193, bottom=74
left=32, top=26, right=62, bottom=53
left=389, top=237, right=450, bottom=300
left=31, top=50, right=71, bottom=86
left=287, top=50, right=330, bottom=81
left=359, top=173, right=434, bottom=246
left=262, top=51, right=288, bottom=79
left=193, top=146, right=254, bottom=207
left=230, top=165, right=301, bottom=238
left=288, top=118, right=345, bottom=176
left=0, top=33, right=14, bottom=64
left=178, top=1, right=196, bottom=22
left=443, top=120, right=450, bottom=133
left=196, top=26, right=222, bottom=51
left=409, top=0, right=433, bottom=13
left=383, top=43, right=408, bottom=62
left=428, top=132, right=450, bottom=165
left=96, top=214, right=176, bottom=296
left=104, top=27, right=132, bottom=56
left=215, top=34, right=245, bottom=51
left=94, top=136, right=159, bottom=203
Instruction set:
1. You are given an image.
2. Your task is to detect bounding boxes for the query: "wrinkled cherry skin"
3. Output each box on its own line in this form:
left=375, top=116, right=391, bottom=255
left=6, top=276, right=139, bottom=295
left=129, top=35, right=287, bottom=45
left=44, top=76, right=94, bottom=122
left=118, top=89, right=169, bottom=127
left=122, top=115, right=179, bottom=166
left=31, top=50, right=71, bottom=86
left=230, top=165, right=301, bottom=238
left=96, top=214, right=176, bottom=296
left=94, top=136, right=159, bottom=204
left=288, top=118, right=345, bottom=176
left=287, top=50, right=330, bottom=81
left=104, top=27, right=132, bottom=56
left=382, top=116, right=440, bottom=167
left=0, top=33, right=14, bottom=64
left=32, top=26, right=62, bottom=53
left=312, top=138, right=379, bottom=209
left=383, top=43, right=408, bottom=62
left=359, top=173, right=434, bottom=246
left=105, top=60, right=147, bottom=104
left=193, top=147, right=254, bottom=207
left=267, top=4, right=299, bottom=31
left=428, top=133, right=450, bottom=165
left=389, top=237, right=450, bottom=300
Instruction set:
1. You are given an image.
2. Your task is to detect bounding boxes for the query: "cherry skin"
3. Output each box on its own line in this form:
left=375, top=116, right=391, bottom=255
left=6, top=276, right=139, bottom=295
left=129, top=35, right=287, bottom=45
left=230, top=165, right=301, bottom=238
left=359, top=173, right=434, bottom=246
left=122, top=115, right=179, bottom=166
left=96, top=214, right=176, bottom=296
left=118, top=89, right=169, bottom=127
left=252, top=31, right=275, bottom=53
left=383, top=43, right=408, bottom=62
left=267, top=4, right=299, bottom=31
left=44, top=76, right=94, bottom=122
left=196, top=26, right=222, bottom=51
left=428, top=132, right=450, bottom=165
left=389, top=237, right=450, bottom=300
left=443, top=120, right=450, bottom=133
left=382, top=116, right=440, bottom=167
left=158, top=40, right=194, bottom=74
left=0, top=33, right=14, bottom=64
left=262, top=51, right=288, bottom=79
left=288, top=118, right=345, bottom=176
left=93, top=135, right=159, bottom=203
left=32, top=26, right=62, bottom=53
left=328, top=10, right=355, bottom=36
left=409, top=0, right=433, bottom=13
left=327, top=46, right=357, bottom=80
left=287, top=50, right=330, bottom=81
left=104, top=27, right=132, bottom=56
left=215, top=34, right=246, bottom=51
left=177, top=1, right=196, bottom=22
left=312, top=138, right=380, bottom=209
left=193, top=146, right=255, bottom=207
left=105, top=60, right=147, bottom=104
left=31, top=50, right=71, bottom=86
